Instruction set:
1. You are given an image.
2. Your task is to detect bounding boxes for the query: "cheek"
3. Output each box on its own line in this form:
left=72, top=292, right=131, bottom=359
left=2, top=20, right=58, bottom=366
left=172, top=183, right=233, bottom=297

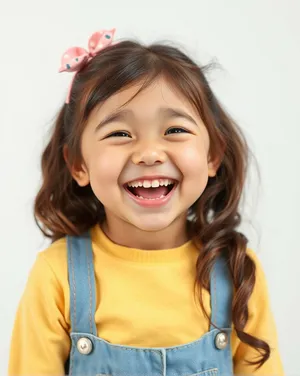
left=87, top=149, right=125, bottom=189
left=176, top=141, right=209, bottom=179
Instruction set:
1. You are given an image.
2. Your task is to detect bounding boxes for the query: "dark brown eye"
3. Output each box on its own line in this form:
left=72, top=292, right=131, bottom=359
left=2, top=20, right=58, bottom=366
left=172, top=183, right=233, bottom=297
left=106, top=131, right=131, bottom=138
left=165, top=127, right=189, bottom=135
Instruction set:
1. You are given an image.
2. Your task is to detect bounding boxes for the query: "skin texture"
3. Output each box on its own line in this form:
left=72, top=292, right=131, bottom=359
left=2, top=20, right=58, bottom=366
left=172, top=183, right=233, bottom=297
left=70, top=77, right=218, bottom=250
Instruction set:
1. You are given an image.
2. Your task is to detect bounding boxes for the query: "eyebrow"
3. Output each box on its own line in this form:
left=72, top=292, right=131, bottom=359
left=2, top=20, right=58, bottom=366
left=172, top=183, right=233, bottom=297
left=94, top=106, right=198, bottom=133
left=94, top=109, right=132, bottom=133
left=160, top=107, right=198, bottom=126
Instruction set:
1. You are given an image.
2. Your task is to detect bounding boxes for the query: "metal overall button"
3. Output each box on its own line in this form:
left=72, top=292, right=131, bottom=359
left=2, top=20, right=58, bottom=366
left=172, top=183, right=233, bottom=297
left=77, top=337, right=93, bottom=355
left=215, top=331, right=228, bottom=350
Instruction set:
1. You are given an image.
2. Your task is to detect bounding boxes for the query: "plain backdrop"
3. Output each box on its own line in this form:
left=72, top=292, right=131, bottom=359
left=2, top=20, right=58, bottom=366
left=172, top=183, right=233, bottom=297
left=0, top=0, right=299, bottom=374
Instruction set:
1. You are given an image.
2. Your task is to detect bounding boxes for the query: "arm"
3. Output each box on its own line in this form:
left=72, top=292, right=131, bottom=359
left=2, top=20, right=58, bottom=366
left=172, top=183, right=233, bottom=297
left=8, top=253, right=70, bottom=375
left=233, top=249, right=284, bottom=376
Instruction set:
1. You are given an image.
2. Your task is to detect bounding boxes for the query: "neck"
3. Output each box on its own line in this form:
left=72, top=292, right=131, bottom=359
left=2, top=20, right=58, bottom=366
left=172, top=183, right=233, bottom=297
left=101, top=214, right=189, bottom=250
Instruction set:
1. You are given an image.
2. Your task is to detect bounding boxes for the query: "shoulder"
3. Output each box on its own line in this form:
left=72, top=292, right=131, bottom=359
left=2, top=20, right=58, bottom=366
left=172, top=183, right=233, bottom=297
left=244, top=248, right=271, bottom=315
left=246, top=247, right=267, bottom=285
left=35, top=228, right=100, bottom=280
left=19, top=237, right=71, bottom=320
left=38, top=237, right=68, bottom=280
left=17, top=237, right=72, bottom=337
left=26, top=237, right=69, bottom=294
left=246, top=247, right=262, bottom=265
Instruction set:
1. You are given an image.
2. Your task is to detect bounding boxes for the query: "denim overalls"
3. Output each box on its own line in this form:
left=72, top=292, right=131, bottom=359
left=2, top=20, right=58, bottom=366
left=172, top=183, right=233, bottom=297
left=65, top=231, right=234, bottom=376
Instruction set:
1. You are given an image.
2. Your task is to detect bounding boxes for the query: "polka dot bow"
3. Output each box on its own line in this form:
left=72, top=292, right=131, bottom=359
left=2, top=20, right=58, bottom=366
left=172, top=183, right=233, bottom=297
left=59, top=28, right=116, bottom=103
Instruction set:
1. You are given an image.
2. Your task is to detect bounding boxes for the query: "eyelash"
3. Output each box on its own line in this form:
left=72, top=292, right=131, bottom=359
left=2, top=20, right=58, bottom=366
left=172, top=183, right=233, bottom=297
left=106, top=127, right=189, bottom=138
left=165, top=127, right=189, bottom=135
left=106, top=131, right=130, bottom=138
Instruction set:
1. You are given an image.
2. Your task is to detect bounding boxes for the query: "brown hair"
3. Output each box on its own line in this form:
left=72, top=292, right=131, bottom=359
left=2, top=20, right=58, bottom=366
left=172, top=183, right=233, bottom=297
left=34, top=40, right=269, bottom=369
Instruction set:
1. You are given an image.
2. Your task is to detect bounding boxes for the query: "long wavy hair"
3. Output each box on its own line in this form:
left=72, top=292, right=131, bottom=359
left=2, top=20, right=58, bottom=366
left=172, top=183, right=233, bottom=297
left=34, top=40, right=268, bottom=369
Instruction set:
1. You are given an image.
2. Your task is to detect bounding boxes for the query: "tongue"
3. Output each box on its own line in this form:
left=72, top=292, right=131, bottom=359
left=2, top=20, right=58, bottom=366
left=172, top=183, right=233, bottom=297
left=133, top=186, right=169, bottom=198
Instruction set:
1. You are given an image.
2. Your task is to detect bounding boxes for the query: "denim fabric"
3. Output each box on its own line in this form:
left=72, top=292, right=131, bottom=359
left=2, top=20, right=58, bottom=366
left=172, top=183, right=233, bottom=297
left=66, top=231, right=234, bottom=376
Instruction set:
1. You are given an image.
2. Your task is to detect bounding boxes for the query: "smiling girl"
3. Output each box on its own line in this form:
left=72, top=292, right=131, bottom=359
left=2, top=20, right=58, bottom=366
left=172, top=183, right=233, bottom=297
left=8, top=29, right=283, bottom=376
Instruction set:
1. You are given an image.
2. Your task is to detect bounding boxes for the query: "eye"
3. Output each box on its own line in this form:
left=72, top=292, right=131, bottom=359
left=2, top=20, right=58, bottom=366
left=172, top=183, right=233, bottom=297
left=165, top=127, right=190, bottom=135
left=105, top=131, right=131, bottom=138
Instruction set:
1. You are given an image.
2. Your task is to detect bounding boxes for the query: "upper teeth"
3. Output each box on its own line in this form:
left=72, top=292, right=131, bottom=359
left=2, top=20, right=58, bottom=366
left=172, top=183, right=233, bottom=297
left=127, top=178, right=175, bottom=188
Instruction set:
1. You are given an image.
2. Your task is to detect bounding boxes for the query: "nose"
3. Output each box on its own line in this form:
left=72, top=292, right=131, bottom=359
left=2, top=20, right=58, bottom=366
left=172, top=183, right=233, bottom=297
left=131, top=143, right=167, bottom=166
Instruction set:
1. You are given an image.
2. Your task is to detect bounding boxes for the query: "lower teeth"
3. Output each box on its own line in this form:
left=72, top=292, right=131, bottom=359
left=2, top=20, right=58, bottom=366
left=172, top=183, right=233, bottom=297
left=136, top=194, right=165, bottom=200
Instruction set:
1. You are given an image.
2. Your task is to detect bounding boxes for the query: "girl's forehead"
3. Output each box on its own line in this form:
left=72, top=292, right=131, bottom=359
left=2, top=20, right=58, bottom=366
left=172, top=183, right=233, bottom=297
left=91, top=76, right=199, bottom=120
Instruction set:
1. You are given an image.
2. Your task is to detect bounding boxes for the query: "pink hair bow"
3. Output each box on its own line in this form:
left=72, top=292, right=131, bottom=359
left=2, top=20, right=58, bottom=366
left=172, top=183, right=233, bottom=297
left=59, top=28, right=116, bottom=103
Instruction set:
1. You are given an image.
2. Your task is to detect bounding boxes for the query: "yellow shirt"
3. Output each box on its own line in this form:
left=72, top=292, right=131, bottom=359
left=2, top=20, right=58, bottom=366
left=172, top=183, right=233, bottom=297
left=8, top=224, right=284, bottom=375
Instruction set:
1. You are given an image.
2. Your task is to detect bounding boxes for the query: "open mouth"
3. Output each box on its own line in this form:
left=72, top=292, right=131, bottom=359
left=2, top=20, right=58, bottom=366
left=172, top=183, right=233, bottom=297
left=124, top=178, right=177, bottom=201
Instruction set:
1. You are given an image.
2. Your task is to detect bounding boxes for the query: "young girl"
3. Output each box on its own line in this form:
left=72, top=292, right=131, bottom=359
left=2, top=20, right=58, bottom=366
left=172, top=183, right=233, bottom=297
left=8, top=29, right=284, bottom=376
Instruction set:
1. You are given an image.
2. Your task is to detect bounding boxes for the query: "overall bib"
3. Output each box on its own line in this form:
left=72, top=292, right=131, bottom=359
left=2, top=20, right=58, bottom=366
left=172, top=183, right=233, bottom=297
left=65, top=231, right=234, bottom=376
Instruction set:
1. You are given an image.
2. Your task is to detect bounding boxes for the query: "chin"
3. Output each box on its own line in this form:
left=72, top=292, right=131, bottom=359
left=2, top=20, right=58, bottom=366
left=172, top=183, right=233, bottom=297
left=131, top=217, right=175, bottom=233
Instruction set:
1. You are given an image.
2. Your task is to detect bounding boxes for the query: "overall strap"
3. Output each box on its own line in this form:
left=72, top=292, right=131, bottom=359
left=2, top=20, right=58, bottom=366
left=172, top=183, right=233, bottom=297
left=67, top=231, right=97, bottom=335
left=209, top=255, right=233, bottom=330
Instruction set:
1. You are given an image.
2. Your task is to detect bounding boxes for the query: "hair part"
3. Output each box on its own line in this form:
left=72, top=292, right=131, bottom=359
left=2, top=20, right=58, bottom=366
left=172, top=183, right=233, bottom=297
left=34, top=40, right=269, bottom=369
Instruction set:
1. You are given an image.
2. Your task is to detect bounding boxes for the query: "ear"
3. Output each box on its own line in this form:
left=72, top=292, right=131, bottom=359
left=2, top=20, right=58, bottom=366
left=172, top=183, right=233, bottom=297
left=207, top=153, right=222, bottom=177
left=63, top=145, right=90, bottom=187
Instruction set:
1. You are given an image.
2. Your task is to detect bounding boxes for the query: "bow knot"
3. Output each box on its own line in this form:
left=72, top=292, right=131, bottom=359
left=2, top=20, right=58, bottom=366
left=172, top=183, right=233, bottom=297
left=59, top=28, right=116, bottom=73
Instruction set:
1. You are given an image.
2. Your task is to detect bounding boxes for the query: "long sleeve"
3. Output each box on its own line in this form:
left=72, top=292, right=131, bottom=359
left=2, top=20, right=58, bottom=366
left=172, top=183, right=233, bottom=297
left=8, top=253, right=71, bottom=375
left=233, top=249, right=284, bottom=375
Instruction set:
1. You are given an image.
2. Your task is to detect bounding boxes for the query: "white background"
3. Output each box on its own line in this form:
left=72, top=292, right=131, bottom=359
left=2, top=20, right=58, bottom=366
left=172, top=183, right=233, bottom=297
left=0, top=0, right=299, bottom=374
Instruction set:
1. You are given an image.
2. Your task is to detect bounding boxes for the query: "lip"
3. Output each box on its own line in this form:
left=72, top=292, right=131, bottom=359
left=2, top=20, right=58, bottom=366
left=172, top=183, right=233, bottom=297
left=123, top=180, right=178, bottom=208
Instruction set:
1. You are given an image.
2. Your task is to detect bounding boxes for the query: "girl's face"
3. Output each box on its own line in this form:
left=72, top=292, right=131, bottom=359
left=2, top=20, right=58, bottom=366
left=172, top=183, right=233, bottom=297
left=72, top=77, right=217, bottom=233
